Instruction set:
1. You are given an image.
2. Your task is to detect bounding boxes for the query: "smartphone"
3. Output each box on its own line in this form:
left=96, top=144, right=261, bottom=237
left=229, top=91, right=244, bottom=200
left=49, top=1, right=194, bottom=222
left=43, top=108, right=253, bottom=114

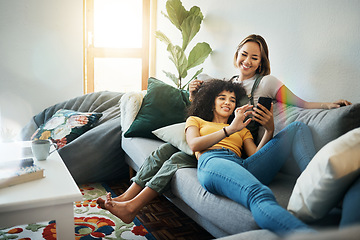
left=254, top=97, right=272, bottom=126
left=258, top=97, right=272, bottom=111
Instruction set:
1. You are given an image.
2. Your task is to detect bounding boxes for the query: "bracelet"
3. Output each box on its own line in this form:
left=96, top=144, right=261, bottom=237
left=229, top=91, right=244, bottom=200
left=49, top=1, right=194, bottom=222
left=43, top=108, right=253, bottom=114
left=223, top=127, right=230, bottom=137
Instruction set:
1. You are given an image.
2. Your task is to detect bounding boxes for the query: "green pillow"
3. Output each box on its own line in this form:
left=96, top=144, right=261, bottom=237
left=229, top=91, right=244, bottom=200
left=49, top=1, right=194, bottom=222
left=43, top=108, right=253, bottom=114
left=124, top=77, right=190, bottom=139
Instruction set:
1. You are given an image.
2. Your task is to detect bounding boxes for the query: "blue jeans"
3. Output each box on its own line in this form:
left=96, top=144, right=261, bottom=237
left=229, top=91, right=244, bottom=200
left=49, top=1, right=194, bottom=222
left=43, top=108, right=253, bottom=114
left=197, top=122, right=316, bottom=235
left=341, top=175, right=360, bottom=227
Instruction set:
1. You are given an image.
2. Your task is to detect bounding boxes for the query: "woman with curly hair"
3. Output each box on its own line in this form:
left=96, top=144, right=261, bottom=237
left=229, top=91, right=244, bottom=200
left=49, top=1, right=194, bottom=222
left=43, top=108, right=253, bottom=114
left=185, top=79, right=317, bottom=235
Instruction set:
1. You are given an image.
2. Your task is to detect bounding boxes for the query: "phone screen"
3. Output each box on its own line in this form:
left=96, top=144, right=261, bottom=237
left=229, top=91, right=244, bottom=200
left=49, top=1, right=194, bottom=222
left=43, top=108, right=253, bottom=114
left=257, top=97, right=272, bottom=111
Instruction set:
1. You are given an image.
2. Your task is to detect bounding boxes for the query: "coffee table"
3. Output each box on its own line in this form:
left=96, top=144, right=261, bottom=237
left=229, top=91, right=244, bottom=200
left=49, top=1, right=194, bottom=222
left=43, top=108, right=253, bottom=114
left=0, top=141, right=82, bottom=240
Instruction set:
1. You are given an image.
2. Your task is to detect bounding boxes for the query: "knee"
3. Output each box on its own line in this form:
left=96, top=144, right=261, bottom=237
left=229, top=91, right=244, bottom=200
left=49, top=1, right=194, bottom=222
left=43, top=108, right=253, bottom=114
left=197, top=170, right=215, bottom=192
left=158, top=142, right=178, bottom=153
left=150, top=143, right=179, bottom=160
left=246, top=183, right=276, bottom=205
left=291, top=121, right=308, bottom=130
left=169, top=152, right=196, bottom=165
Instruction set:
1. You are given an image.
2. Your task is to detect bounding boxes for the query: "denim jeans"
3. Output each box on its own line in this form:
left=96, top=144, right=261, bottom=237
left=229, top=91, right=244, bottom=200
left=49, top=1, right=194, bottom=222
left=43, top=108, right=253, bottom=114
left=341, top=175, right=360, bottom=227
left=197, top=122, right=316, bottom=234
left=132, top=143, right=197, bottom=194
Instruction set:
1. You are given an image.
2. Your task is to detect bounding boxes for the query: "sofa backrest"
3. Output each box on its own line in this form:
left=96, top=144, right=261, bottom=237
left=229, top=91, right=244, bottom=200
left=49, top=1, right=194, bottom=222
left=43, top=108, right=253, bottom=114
left=272, top=102, right=360, bottom=176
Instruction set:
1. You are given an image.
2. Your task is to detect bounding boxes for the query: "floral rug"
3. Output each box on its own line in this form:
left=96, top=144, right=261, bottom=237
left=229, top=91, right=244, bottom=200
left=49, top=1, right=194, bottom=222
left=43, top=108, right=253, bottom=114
left=0, top=183, right=155, bottom=240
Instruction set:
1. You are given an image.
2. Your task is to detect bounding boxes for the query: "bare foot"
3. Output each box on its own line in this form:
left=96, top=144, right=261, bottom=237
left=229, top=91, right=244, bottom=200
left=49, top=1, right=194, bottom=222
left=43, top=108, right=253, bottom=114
left=104, top=193, right=137, bottom=224
left=96, top=197, right=107, bottom=209
left=96, top=192, right=133, bottom=209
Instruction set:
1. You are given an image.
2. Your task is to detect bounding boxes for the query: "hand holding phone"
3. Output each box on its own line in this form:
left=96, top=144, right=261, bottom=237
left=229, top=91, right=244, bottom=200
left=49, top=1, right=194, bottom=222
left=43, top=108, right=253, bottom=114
left=254, top=97, right=272, bottom=126
left=257, top=97, right=272, bottom=111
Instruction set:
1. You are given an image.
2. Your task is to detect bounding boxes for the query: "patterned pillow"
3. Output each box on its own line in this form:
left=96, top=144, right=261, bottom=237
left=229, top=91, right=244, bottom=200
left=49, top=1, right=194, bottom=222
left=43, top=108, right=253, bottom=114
left=31, top=109, right=102, bottom=149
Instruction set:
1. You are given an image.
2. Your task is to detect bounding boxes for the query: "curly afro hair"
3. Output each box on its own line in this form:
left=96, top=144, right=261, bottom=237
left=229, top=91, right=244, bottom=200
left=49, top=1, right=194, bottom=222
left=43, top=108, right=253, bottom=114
left=187, top=79, right=246, bottom=123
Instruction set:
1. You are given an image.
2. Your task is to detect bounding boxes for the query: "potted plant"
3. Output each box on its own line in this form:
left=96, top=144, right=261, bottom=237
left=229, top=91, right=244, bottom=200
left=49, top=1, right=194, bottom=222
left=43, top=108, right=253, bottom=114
left=155, top=0, right=212, bottom=89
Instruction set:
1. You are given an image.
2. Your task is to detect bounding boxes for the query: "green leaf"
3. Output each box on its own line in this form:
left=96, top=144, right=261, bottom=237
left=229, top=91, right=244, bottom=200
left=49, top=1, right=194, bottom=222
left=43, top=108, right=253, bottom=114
left=167, top=44, right=188, bottom=79
left=181, top=68, right=203, bottom=89
left=166, top=0, right=189, bottom=30
left=189, top=6, right=203, bottom=21
left=187, top=42, right=212, bottom=70
left=155, top=30, right=172, bottom=46
left=181, top=15, right=202, bottom=50
left=163, top=70, right=180, bottom=87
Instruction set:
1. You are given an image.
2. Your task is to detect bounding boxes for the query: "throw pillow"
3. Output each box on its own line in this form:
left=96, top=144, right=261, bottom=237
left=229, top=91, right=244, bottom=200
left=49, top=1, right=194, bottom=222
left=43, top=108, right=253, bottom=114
left=287, top=127, right=360, bottom=222
left=152, top=122, right=193, bottom=155
left=31, top=109, right=102, bottom=149
left=124, top=77, right=191, bottom=139
left=120, top=90, right=147, bottom=132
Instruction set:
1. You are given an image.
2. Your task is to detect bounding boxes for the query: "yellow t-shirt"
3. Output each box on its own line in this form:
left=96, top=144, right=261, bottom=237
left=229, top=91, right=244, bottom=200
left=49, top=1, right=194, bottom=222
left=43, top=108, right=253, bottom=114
left=185, top=116, right=253, bottom=158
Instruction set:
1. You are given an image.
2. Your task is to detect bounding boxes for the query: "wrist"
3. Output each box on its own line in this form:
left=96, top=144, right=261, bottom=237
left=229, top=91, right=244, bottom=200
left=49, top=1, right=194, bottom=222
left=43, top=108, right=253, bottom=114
left=223, top=127, right=230, bottom=137
left=321, top=103, right=329, bottom=109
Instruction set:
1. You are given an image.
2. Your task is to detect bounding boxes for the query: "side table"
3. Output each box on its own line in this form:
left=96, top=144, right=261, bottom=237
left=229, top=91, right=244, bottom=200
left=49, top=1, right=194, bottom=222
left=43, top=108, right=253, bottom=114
left=0, top=141, right=82, bottom=240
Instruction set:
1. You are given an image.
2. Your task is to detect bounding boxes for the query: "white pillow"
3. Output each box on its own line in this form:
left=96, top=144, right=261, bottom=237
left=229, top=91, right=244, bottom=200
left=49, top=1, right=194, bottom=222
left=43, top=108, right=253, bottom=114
left=152, top=122, right=194, bottom=156
left=287, top=127, right=360, bottom=222
left=120, top=90, right=147, bottom=132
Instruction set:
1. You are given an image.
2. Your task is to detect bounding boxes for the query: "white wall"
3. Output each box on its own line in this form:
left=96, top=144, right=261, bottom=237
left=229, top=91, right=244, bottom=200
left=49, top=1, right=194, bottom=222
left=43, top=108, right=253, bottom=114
left=155, top=0, right=360, bottom=103
left=0, top=0, right=83, bottom=140
left=1, top=0, right=359, bottom=140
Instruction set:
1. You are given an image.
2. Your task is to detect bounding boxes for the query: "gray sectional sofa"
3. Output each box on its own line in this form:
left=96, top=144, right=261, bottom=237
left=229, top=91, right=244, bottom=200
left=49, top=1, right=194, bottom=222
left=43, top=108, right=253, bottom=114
left=121, top=93, right=360, bottom=238
left=20, top=91, right=129, bottom=184
left=20, top=89, right=360, bottom=239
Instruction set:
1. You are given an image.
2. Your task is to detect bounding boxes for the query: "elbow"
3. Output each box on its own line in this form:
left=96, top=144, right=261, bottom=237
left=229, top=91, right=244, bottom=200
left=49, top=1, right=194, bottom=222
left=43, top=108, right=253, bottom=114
left=187, top=142, right=198, bottom=152
left=187, top=140, right=202, bottom=152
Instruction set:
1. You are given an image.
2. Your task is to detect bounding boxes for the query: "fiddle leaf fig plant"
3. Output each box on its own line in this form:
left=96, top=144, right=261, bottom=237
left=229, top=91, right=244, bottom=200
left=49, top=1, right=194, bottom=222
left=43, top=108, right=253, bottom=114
left=155, top=0, right=212, bottom=89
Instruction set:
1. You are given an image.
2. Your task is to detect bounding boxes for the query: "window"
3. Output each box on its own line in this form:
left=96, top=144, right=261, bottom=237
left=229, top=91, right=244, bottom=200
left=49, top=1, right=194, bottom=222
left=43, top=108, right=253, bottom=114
left=84, top=0, right=156, bottom=93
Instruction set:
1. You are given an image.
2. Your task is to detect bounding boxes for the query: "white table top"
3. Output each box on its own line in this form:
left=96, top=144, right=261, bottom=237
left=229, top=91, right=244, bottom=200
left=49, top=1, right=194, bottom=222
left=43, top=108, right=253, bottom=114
left=0, top=141, right=82, bottom=213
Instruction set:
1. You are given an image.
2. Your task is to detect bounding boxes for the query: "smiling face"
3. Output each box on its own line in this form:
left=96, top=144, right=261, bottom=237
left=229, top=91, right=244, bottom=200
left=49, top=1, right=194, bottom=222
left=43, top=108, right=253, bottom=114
left=212, top=90, right=236, bottom=123
left=236, top=41, right=262, bottom=80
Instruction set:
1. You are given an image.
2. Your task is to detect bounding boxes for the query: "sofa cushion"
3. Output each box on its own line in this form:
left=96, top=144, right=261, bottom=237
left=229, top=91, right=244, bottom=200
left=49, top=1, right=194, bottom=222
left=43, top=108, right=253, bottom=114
left=124, top=77, right=190, bottom=139
left=287, top=128, right=360, bottom=222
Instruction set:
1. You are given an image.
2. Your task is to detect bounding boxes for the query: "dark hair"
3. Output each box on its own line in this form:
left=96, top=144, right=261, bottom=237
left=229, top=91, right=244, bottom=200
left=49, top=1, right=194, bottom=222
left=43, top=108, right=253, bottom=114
left=187, top=79, right=246, bottom=122
left=233, top=34, right=271, bottom=76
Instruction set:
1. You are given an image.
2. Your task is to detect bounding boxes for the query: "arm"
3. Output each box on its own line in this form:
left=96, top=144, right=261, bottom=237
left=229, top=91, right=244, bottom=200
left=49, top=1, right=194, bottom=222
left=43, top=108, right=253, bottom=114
left=186, top=125, right=228, bottom=152
left=186, top=105, right=252, bottom=152
left=275, top=85, right=352, bottom=109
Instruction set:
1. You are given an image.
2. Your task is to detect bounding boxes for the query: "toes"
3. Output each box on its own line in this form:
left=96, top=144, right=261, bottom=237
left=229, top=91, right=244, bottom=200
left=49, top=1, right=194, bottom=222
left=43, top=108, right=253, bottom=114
left=96, top=197, right=106, bottom=209
left=106, top=192, right=112, bottom=201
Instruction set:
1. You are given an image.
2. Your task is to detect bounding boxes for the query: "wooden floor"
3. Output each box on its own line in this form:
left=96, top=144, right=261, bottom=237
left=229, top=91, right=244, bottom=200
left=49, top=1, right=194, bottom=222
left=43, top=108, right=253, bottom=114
left=107, top=179, right=214, bottom=240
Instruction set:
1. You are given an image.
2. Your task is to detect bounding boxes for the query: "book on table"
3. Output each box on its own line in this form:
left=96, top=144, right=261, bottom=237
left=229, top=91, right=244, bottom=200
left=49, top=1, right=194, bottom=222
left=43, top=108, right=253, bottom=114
left=0, top=158, right=45, bottom=188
